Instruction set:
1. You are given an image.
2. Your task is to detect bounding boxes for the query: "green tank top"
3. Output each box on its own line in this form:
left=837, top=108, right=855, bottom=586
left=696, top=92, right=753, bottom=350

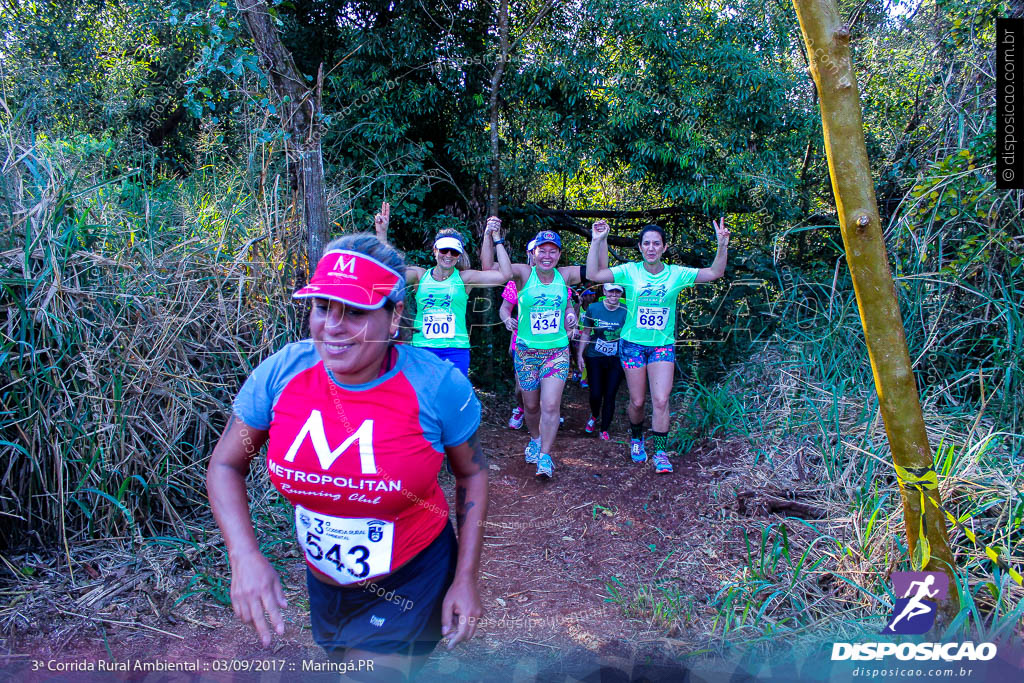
left=412, top=268, right=470, bottom=349
left=516, top=268, right=568, bottom=349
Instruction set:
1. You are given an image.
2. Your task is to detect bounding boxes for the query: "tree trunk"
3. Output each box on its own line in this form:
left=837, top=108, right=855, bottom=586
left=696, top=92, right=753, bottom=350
left=238, top=0, right=328, bottom=265
left=791, top=0, right=959, bottom=620
left=486, top=0, right=510, bottom=219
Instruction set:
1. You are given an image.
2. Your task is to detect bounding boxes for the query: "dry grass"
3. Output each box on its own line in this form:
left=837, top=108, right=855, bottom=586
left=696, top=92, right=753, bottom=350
left=0, top=122, right=304, bottom=556
left=677, top=343, right=1024, bottom=646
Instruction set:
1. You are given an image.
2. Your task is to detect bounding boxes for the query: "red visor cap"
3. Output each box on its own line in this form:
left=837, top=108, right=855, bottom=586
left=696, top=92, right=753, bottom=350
left=293, top=250, right=405, bottom=309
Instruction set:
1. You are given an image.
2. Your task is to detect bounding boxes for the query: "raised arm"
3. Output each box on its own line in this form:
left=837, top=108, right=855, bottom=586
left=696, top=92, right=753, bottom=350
left=374, top=201, right=391, bottom=245
left=695, top=217, right=730, bottom=283
left=585, top=220, right=615, bottom=283
left=206, top=416, right=284, bottom=648
left=509, top=262, right=533, bottom=288
left=374, top=201, right=424, bottom=284
left=479, top=222, right=497, bottom=272
left=462, top=217, right=513, bottom=286
left=441, top=430, right=489, bottom=649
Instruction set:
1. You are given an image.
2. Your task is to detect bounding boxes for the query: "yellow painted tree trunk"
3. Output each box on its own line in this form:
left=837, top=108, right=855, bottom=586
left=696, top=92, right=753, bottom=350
left=791, top=0, right=959, bottom=619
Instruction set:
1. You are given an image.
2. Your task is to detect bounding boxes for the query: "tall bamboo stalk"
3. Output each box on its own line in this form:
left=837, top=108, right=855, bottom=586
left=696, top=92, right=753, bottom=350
left=791, top=0, right=959, bottom=619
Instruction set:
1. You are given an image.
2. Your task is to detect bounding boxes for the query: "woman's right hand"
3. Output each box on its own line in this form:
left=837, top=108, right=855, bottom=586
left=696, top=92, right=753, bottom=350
left=503, top=316, right=517, bottom=332
left=576, top=355, right=585, bottom=374
left=591, top=219, right=609, bottom=241
left=229, top=549, right=288, bottom=647
left=374, top=201, right=390, bottom=241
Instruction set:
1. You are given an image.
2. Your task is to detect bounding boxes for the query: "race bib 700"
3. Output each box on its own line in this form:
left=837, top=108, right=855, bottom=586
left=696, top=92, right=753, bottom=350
left=422, top=312, right=455, bottom=339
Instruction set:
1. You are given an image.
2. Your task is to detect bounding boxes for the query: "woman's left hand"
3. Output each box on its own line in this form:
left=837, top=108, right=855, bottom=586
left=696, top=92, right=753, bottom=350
left=565, top=309, right=578, bottom=330
left=713, top=217, right=730, bottom=248
left=441, top=575, right=482, bottom=649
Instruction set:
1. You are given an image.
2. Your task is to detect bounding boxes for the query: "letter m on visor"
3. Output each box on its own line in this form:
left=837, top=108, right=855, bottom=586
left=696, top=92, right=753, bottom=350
left=283, top=412, right=377, bottom=473
left=332, top=254, right=358, bottom=275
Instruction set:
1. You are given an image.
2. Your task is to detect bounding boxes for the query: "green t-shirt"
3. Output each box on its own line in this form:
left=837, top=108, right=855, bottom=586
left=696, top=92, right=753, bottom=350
left=516, top=268, right=568, bottom=349
left=612, top=262, right=699, bottom=347
left=582, top=301, right=627, bottom=358
left=412, top=268, right=470, bottom=349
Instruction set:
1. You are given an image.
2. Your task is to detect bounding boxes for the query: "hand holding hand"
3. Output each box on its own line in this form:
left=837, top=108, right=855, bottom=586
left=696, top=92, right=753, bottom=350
left=713, top=217, right=730, bottom=248
left=485, top=216, right=503, bottom=241
left=229, top=550, right=287, bottom=648
left=374, top=202, right=390, bottom=239
left=591, top=219, right=609, bottom=242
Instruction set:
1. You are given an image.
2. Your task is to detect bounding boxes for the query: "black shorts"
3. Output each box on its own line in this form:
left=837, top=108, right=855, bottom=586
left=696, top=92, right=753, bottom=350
left=306, top=522, right=458, bottom=658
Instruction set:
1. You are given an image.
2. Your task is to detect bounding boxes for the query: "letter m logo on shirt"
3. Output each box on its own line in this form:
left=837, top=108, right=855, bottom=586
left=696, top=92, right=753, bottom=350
left=283, top=411, right=377, bottom=473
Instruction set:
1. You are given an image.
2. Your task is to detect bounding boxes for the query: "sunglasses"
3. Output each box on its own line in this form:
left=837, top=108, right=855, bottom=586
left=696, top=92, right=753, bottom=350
left=437, top=248, right=461, bottom=256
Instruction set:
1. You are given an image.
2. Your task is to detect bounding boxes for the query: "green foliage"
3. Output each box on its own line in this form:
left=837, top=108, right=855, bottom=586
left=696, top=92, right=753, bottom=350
left=2, top=0, right=1019, bottom=648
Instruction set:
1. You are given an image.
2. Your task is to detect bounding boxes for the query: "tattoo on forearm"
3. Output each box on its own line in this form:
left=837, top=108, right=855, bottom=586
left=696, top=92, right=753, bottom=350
left=467, top=431, right=488, bottom=471
left=455, top=484, right=476, bottom=531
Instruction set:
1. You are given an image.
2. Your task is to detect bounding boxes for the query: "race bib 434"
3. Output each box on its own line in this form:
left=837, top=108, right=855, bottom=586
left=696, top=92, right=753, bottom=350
left=530, top=309, right=561, bottom=334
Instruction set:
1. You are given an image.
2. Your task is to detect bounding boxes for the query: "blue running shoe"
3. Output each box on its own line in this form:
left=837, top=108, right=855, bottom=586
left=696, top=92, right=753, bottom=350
left=525, top=438, right=541, bottom=464
left=653, top=451, right=673, bottom=474
left=630, top=438, right=647, bottom=463
left=535, top=453, right=554, bottom=478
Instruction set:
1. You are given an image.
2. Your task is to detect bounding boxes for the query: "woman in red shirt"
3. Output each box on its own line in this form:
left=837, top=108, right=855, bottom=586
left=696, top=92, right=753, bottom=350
left=207, top=233, right=487, bottom=678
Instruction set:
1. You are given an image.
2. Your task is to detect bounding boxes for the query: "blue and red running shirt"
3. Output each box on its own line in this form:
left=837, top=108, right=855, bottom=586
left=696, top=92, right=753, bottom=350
left=233, top=340, right=480, bottom=576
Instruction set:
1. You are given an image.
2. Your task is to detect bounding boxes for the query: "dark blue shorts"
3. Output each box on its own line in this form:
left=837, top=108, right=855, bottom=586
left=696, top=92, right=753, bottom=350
left=420, top=347, right=470, bottom=378
left=306, top=522, right=458, bottom=658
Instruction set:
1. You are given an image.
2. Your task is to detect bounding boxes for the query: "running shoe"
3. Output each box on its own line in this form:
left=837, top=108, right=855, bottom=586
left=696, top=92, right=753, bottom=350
left=599, top=431, right=610, bottom=441
left=629, top=438, right=648, bottom=463
left=653, top=451, right=673, bottom=474
left=536, top=453, right=554, bottom=478
left=524, top=438, right=541, bottom=464
left=508, top=407, right=524, bottom=430
left=584, top=416, right=597, bottom=434
left=581, top=379, right=589, bottom=389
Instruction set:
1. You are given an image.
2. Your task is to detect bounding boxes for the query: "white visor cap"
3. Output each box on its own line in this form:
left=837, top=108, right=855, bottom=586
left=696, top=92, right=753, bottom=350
left=433, top=236, right=465, bottom=254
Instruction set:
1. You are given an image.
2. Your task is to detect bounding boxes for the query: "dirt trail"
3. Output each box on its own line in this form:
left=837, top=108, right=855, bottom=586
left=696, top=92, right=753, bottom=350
left=3, top=385, right=743, bottom=682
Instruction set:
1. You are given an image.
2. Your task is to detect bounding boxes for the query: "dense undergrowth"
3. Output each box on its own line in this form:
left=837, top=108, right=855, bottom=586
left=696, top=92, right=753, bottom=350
left=2, top=0, right=1022, bottom=649
left=3, top=117, right=1020, bottom=647
left=632, top=259, right=1024, bottom=645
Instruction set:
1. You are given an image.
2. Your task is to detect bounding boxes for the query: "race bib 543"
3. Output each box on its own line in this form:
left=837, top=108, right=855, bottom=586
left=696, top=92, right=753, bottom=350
left=296, top=505, right=394, bottom=584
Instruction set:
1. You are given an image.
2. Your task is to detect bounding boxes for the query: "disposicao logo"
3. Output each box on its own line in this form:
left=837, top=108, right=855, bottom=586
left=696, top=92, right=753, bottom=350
left=883, top=571, right=948, bottom=635
left=830, top=571, right=997, bottom=662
